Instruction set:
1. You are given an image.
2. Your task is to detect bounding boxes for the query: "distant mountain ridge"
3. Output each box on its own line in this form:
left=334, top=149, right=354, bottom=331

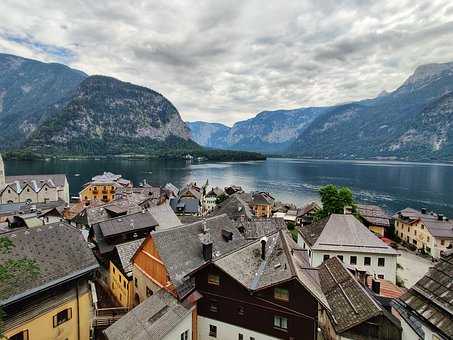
left=0, top=53, right=87, bottom=147
left=189, top=107, right=328, bottom=153
left=191, top=61, right=453, bottom=161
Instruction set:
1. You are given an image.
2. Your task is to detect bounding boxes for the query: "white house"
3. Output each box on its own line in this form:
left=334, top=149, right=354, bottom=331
left=297, top=214, right=399, bottom=283
left=203, top=187, right=225, bottom=213
left=0, top=153, right=69, bottom=204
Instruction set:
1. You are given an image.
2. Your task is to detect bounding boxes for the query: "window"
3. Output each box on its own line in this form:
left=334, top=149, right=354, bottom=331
left=337, top=255, right=343, bottom=262
left=414, top=230, right=417, bottom=235
left=53, top=308, right=72, bottom=327
left=209, top=325, right=217, bottom=337
left=323, top=254, right=330, bottom=262
left=134, top=278, right=138, bottom=287
left=378, top=258, right=385, bottom=267
left=378, top=274, right=384, bottom=279
left=250, top=338, right=255, bottom=340
left=208, top=274, right=220, bottom=286
left=350, top=256, right=357, bottom=265
left=274, top=287, right=289, bottom=301
left=8, top=330, right=29, bottom=340
left=427, top=236, right=430, bottom=242
left=413, top=239, right=417, bottom=245
left=239, top=334, right=244, bottom=340
left=113, top=267, right=116, bottom=274
left=119, top=275, right=121, bottom=283
left=146, top=286, right=153, bottom=297
left=238, top=306, right=245, bottom=316
left=209, top=300, right=219, bottom=312
left=181, top=330, right=189, bottom=340
left=364, top=257, right=371, bottom=266
left=123, top=281, right=126, bottom=289
left=274, top=315, right=288, bottom=330
left=119, top=293, right=122, bottom=301
left=441, top=240, right=445, bottom=246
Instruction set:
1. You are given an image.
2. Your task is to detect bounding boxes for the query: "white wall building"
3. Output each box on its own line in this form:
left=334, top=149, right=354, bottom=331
left=298, top=214, right=399, bottom=283
left=0, top=154, right=69, bottom=205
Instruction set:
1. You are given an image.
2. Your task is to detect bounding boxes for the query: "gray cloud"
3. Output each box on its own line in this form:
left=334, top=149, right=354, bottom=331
left=1, top=0, right=453, bottom=125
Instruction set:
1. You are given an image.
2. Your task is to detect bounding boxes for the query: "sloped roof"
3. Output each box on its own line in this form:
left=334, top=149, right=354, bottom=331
left=104, top=289, right=193, bottom=340
left=214, top=229, right=328, bottom=307
left=297, top=202, right=321, bottom=217
left=97, top=211, right=158, bottom=238
left=2, top=174, right=67, bottom=194
left=357, top=204, right=391, bottom=227
left=115, top=238, right=144, bottom=277
left=318, top=257, right=384, bottom=333
left=398, top=251, right=453, bottom=338
left=84, top=199, right=142, bottom=226
left=235, top=218, right=286, bottom=239
left=395, top=208, right=453, bottom=238
left=0, top=222, right=98, bottom=306
left=206, top=187, right=224, bottom=197
left=301, top=214, right=398, bottom=255
left=151, top=214, right=247, bottom=294
left=252, top=192, right=274, bottom=206
left=209, top=193, right=253, bottom=221
left=148, top=203, right=181, bottom=230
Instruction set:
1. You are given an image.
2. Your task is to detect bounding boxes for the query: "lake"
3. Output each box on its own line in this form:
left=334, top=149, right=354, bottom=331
left=4, top=158, right=453, bottom=216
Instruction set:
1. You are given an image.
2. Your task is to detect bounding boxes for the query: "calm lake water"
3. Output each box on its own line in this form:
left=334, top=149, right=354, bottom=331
left=5, top=158, right=453, bottom=216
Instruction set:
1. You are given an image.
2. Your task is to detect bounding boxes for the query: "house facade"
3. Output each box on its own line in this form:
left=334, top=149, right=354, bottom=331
left=298, top=214, right=399, bottom=283
left=203, top=187, right=225, bottom=213
left=357, top=204, right=391, bottom=237
left=79, top=172, right=132, bottom=204
left=394, top=208, right=453, bottom=258
left=0, top=154, right=69, bottom=205
left=251, top=192, right=274, bottom=218
left=0, top=223, right=98, bottom=340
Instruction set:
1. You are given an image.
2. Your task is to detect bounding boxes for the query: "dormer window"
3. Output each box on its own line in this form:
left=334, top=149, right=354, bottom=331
left=208, top=273, right=220, bottom=286
left=274, top=287, right=289, bottom=302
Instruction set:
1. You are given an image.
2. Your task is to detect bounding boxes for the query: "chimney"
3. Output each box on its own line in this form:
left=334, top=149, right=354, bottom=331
left=438, top=214, right=444, bottom=221
left=371, top=279, right=381, bottom=295
left=421, top=208, right=427, bottom=214
left=260, top=237, right=268, bottom=260
left=200, top=232, right=213, bottom=261
left=221, top=229, right=233, bottom=242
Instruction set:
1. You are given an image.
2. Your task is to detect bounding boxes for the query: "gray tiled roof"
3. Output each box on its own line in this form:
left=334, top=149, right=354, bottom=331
left=170, top=197, right=200, bottom=214
left=297, top=202, right=320, bottom=217
left=252, top=192, right=274, bottom=206
left=398, top=251, right=453, bottom=338
left=115, top=238, right=145, bottom=277
left=209, top=193, right=253, bottom=221
left=318, top=257, right=383, bottom=333
left=302, top=214, right=398, bottom=255
left=3, top=174, right=67, bottom=193
left=297, top=217, right=329, bottom=247
left=357, top=204, right=390, bottom=227
left=104, top=289, right=193, bottom=340
left=149, top=203, right=181, bottom=230
left=151, top=214, right=248, bottom=294
left=84, top=199, right=142, bottom=226
left=235, top=218, right=286, bottom=239
left=98, top=211, right=158, bottom=238
left=0, top=222, right=98, bottom=306
left=214, top=229, right=328, bottom=306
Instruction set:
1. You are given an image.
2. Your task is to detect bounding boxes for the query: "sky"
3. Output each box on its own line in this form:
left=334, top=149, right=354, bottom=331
left=2, top=1, right=453, bottom=126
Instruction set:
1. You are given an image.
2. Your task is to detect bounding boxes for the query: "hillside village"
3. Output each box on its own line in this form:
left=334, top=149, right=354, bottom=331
left=0, top=153, right=452, bottom=340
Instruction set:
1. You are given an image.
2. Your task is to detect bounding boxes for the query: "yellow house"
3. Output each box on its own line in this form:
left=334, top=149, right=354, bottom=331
left=79, top=172, right=132, bottom=204
left=251, top=192, right=274, bottom=218
left=0, top=222, right=98, bottom=340
left=108, top=238, right=144, bottom=309
left=394, top=208, right=453, bottom=258
left=357, top=204, right=391, bottom=237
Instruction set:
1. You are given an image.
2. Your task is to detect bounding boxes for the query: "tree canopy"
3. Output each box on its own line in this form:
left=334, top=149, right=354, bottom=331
left=315, top=184, right=355, bottom=220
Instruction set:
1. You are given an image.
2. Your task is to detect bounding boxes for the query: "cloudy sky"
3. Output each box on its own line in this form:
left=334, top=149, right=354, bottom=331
left=2, top=0, right=453, bottom=125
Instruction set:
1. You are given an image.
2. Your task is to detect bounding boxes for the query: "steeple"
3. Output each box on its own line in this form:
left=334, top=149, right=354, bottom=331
left=0, top=153, right=5, bottom=186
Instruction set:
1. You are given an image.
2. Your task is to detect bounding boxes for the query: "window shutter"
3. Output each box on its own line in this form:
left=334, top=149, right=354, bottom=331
left=68, top=308, right=73, bottom=320
left=53, top=314, right=58, bottom=327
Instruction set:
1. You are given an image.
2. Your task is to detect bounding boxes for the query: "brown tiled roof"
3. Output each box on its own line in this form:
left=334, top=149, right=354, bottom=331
left=398, top=251, right=453, bottom=338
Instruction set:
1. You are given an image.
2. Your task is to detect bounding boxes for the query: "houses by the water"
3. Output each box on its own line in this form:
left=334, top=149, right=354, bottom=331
left=0, top=158, right=451, bottom=340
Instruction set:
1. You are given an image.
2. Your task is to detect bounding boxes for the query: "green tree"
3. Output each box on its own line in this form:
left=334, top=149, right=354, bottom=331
left=315, top=184, right=355, bottom=220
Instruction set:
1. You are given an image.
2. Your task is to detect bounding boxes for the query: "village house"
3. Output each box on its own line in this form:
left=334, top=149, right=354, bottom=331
left=79, top=172, right=132, bottom=204
left=392, top=250, right=452, bottom=340
left=251, top=192, right=275, bottom=218
left=318, top=257, right=402, bottom=340
left=209, top=192, right=253, bottom=221
left=104, top=288, right=197, bottom=340
left=296, top=202, right=321, bottom=226
left=0, top=222, right=98, bottom=340
left=170, top=183, right=204, bottom=216
left=0, top=153, right=70, bottom=205
left=203, top=186, right=225, bottom=213
left=357, top=204, right=391, bottom=237
left=298, top=214, right=399, bottom=283
left=394, top=208, right=453, bottom=258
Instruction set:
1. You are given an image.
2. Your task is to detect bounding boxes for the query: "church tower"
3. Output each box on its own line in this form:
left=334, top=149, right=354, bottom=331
left=0, top=153, right=5, bottom=187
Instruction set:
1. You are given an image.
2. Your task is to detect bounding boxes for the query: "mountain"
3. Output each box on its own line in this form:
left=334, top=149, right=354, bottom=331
left=289, top=61, right=453, bottom=161
left=0, top=53, right=87, bottom=147
left=187, top=121, right=230, bottom=149
left=188, top=107, right=328, bottom=153
left=27, top=75, right=196, bottom=155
